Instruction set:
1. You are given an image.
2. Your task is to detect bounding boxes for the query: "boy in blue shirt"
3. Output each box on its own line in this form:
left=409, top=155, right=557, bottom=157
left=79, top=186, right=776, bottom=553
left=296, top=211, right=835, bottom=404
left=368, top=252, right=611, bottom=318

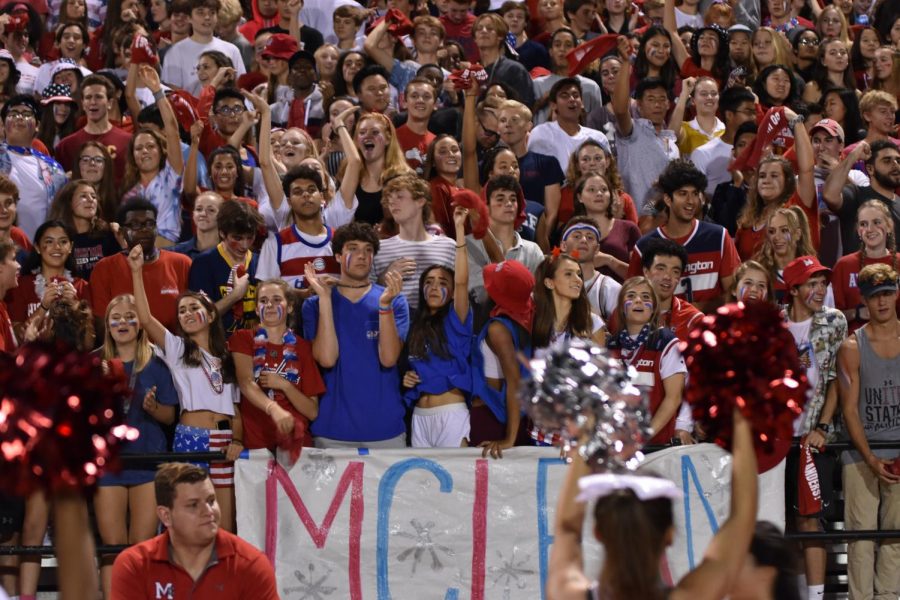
left=302, top=222, right=410, bottom=448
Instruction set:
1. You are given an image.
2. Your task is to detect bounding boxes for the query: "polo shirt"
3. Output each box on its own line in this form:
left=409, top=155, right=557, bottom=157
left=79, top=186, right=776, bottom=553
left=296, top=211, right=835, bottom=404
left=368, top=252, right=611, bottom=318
left=110, top=529, right=278, bottom=600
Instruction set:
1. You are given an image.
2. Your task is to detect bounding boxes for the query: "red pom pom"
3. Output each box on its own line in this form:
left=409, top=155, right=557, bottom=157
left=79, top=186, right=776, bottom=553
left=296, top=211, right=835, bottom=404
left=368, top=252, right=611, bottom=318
left=0, top=342, right=137, bottom=495
left=681, top=302, right=807, bottom=472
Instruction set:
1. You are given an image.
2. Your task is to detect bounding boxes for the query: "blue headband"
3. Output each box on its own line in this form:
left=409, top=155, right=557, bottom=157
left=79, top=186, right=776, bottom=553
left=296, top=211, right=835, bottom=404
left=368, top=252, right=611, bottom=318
left=562, top=224, right=601, bottom=241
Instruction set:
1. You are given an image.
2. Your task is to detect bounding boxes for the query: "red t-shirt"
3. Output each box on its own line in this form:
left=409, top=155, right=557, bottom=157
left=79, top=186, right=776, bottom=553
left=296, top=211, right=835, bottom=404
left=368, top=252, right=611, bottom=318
left=4, top=274, right=91, bottom=324
left=396, top=124, right=435, bottom=175
left=734, top=191, right=819, bottom=261
left=227, top=328, right=325, bottom=451
left=831, top=251, right=900, bottom=331
left=659, top=296, right=704, bottom=343
left=110, top=529, right=279, bottom=600
left=54, top=126, right=134, bottom=184
left=558, top=187, right=639, bottom=229
left=441, top=13, right=478, bottom=62
left=89, top=250, right=191, bottom=331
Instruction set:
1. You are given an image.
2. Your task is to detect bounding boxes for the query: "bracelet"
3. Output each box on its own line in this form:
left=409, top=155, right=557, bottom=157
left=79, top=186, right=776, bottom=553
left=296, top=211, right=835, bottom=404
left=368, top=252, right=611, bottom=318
left=379, top=306, right=393, bottom=315
left=335, top=124, right=347, bottom=131
left=232, top=438, right=243, bottom=445
left=40, top=302, right=50, bottom=311
left=152, top=89, right=165, bottom=102
left=456, top=243, right=466, bottom=248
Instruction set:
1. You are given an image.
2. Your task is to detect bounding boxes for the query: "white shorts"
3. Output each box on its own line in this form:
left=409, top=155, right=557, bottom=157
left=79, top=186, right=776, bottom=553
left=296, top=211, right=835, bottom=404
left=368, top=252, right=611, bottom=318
left=411, top=403, right=471, bottom=448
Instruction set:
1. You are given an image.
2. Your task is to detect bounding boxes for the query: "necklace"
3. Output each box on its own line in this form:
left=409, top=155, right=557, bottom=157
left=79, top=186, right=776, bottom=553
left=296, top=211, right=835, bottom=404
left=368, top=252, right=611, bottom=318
left=200, top=352, right=224, bottom=394
left=34, top=269, right=73, bottom=300
left=253, top=327, right=299, bottom=398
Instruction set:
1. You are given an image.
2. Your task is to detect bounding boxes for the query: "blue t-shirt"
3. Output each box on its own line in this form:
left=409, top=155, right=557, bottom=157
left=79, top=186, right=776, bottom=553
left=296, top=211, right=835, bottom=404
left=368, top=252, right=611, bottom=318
left=188, top=245, right=260, bottom=335
left=302, top=286, right=410, bottom=442
left=518, top=151, right=564, bottom=207
left=121, top=356, right=179, bottom=456
left=404, top=305, right=474, bottom=406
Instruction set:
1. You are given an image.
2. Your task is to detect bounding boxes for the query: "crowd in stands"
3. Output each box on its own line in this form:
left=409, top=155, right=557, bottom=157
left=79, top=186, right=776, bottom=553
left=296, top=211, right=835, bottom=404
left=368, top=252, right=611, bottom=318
left=0, top=0, right=898, bottom=596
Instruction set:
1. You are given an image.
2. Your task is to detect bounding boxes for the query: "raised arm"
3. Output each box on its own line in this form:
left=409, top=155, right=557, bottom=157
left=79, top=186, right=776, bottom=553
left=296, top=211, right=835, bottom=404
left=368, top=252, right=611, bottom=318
left=823, top=141, right=869, bottom=213
left=673, top=409, right=758, bottom=600
left=377, top=271, right=404, bottom=368
left=462, top=89, right=481, bottom=193
left=670, top=78, right=696, bottom=144
left=140, top=65, right=184, bottom=174
left=184, top=121, right=202, bottom=198
left=537, top=182, right=561, bottom=251
left=335, top=106, right=362, bottom=204
left=363, top=19, right=395, bottom=72
left=243, top=89, right=284, bottom=210
left=785, top=107, right=815, bottom=208
left=612, top=38, right=634, bottom=137
left=452, top=205, right=470, bottom=322
left=546, top=454, right=593, bottom=600
left=124, top=62, right=143, bottom=123
left=126, top=245, right=169, bottom=347
left=304, top=263, right=339, bottom=368
left=664, top=0, right=689, bottom=68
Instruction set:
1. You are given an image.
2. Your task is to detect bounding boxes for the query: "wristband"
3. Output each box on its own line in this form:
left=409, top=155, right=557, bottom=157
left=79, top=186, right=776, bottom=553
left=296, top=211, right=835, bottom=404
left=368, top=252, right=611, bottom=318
left=335, top=124, right=348, bottom=132
left=232, top=438, right=243, bottom=445
left=152, top=89, right=165, bottom=102
left=456, top=243, right=466, bottom=248
left=40, top=302, right=50, bottom=311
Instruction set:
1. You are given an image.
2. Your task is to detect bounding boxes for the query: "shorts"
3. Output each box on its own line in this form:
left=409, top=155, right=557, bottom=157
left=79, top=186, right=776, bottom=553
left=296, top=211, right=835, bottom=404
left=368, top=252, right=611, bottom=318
left=313, top=432, right=407, bottom=449
left=785, top=446, right=837, bottom=520
left=468, top=404, right=534, bottom=448
left=0, top=493, right=24, bottom=540
left=98, top=467, right=156, bottom=487
left=411, top=404, right=471, bottom=448
left=173, top=423, right=234, bottom=488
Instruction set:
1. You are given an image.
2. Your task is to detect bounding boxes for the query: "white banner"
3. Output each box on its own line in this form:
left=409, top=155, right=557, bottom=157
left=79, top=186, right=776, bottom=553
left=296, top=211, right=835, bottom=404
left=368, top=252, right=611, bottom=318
left=235, top=445, right=785, bottom=600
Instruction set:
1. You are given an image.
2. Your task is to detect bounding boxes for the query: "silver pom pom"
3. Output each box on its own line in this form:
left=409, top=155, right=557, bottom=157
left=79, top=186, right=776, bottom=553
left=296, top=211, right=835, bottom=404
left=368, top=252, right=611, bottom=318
left=520, top=338, right=653, bottom=471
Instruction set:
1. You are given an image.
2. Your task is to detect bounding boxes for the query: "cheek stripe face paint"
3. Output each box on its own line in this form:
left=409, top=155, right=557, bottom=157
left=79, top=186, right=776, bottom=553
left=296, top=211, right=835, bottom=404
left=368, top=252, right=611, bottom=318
left=643, top=301, right=653, bottom=310
left=195, top=310, right=208, bottom=324
left=344, top=252, right=353, bottom=272
left=624, top=300, right=633, bottom=312
left=738, top=286, right=747, bottom=301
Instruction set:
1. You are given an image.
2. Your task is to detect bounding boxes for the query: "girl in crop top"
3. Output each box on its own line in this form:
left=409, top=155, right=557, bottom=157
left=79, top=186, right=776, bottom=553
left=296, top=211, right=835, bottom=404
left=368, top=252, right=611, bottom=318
left=402, top=207, right=473, bottom=448
left=128, top=245, right=242, bottom=532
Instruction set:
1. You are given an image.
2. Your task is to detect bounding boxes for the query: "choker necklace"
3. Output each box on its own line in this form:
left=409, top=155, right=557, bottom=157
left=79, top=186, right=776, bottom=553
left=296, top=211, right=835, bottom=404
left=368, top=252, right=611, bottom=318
left=336, top=282, right=370, bottom=289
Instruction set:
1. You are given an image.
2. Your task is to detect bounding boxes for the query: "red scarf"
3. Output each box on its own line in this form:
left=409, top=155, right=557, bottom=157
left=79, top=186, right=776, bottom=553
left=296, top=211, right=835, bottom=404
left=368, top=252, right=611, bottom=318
left=730, top=106, right=786, bottom=173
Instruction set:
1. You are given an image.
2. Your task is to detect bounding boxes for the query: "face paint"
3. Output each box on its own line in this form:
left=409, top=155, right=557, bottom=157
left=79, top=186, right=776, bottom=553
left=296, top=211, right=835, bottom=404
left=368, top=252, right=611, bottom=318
left=265, top=304, right=285, bottom=321
left=738, top=286, right=747, bottom=301
left=344, top=251, right=353, bottom=272
left=195, top=310, right=208, bottom=324
left=624, top=300, right=634, bottom=312
left=643, top=301, right=653, bottom=310
left=226, top=237, right=246, bottom=256
left=785, top=232, right=792, bottom=243
left=109, top=319, right=138, bottom=328
left=804, top=290, right=816, bottom=306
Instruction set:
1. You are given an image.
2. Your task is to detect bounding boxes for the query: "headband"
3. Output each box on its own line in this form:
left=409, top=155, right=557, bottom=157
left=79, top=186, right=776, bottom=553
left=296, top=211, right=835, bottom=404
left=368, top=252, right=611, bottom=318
left=562, top=224, right=601, bottom=241
left=576, top=473, right=682, bottom=503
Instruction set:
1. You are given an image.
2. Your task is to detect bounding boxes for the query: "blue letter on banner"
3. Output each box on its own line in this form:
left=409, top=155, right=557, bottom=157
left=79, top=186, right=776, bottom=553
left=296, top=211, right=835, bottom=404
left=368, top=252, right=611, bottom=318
left=681, top=454, right=720, bottom=569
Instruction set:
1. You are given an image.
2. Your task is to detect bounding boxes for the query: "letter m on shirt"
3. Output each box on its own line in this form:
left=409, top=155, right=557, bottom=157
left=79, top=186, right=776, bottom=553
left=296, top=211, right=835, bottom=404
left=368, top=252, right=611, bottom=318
left=155, top=582, right=174, bottom=599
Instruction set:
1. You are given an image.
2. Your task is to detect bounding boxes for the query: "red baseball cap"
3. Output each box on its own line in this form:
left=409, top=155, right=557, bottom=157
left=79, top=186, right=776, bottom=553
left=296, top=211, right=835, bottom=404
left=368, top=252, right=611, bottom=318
left=261, top=34, right=299, bottom=62
left=783, top=256, right=830, bottom=289
left=483, top=260, right=535, bottom=333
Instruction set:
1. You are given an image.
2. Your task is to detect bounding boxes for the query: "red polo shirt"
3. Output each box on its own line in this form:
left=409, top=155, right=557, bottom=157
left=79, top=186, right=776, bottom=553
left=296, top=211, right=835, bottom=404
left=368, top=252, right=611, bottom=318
left=111, top=529, right=279, bottom=600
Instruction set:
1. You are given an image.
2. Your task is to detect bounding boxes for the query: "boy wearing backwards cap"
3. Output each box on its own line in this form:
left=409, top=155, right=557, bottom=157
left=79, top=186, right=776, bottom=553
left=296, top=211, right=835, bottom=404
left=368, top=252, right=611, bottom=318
left=837, top=263, right=900, bottom=600
left=782, top=255, right=847, bottom=600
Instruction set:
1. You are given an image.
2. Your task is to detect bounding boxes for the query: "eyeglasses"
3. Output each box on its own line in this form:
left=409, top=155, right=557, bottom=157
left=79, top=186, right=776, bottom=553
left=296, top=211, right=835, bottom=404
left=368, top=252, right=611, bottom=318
left=6, top=111, right=34, bottom=121
left=79, top=156, right=105, bottom=166
left=123, top=219, right=157, bottom=231
left=798, top=38, right=819, bottom=46
left=215, top=106, right=245, bottom=116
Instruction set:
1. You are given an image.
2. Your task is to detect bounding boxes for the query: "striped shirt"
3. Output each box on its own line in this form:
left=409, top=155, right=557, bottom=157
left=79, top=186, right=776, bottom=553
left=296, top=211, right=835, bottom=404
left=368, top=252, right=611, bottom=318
left=372, top=235, right=457, bottom=312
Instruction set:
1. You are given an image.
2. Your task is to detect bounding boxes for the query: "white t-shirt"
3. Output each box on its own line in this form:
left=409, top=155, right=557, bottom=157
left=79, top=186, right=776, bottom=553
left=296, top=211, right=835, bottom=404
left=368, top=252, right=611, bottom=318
left=584, top=272, right=621, bottom=321
left=690, top=136, right=733, bottom=196
left=160, top=330, right=239, bottom=414
left=527, top=121, right=611, bottom=174
left=675, top=7, right=705, bottom=28
left=15, top=60, right=39, bottom=96
left=34, top=62, right=93, bottom=96
left=259, top=188, right=358, bottom=233
left=161, top=37, right=246, bottom=97
left=787, top=317, right=819, bottom=435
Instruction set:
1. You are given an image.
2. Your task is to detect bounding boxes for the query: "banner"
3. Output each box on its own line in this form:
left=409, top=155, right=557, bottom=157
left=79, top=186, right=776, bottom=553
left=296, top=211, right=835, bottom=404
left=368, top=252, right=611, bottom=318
left=235, top=445, right=785, bottom=600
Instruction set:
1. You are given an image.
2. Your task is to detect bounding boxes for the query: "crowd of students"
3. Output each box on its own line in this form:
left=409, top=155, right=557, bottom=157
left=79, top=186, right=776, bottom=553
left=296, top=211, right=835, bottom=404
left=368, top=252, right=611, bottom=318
left=0, top=0, right=898, bottom=596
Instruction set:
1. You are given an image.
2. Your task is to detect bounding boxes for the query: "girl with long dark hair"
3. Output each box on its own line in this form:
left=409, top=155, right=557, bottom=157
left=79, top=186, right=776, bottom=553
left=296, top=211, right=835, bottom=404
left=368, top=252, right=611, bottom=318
left=532, top=251, right=605, bottom=351
left=822, top=87, right=866, bottom=145
left=632, top=26, right=681, bottom=93
left=402, top=207, right=473, bottom=448
left=72, top=141, right=117, bottom=222
left=802, top=37, right=856, bottom=104
left=37, top=84, right=79, bottom=149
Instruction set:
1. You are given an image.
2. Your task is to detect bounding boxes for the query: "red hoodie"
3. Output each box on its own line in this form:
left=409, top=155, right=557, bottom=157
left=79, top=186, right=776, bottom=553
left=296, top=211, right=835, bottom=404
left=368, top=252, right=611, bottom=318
left=238, top=0, right=280, bottom=44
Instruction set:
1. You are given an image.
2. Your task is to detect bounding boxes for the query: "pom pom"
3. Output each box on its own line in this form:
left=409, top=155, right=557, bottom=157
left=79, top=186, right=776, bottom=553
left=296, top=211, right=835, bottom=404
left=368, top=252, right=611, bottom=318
left=681, top=302, right=807, bottom=471
left=519, top=338, right=652, bottom=472
left=0, top=342, right=136, bottom=495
